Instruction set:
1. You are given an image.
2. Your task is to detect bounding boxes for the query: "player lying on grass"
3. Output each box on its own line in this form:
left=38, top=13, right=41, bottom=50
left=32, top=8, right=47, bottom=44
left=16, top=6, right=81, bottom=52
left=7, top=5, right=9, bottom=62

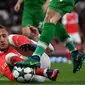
left=0, top=25, right=59, bottom=82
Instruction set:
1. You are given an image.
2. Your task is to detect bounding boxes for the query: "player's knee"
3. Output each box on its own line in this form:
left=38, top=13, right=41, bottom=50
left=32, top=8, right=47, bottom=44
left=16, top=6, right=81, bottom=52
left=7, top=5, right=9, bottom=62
left=50, top=18, right=58, bottom=24
left=44, top=15, right=51, bottom=22
left=44, top=9, right=53, bottom=22
left=50, top=13, right=61, bottom=24
left=44, top=8, right=61, bottom=24
left=5, top=53, right=17, bottom=65
left=44, top=14, right=61, bottom=24
left=32, top=75, right=45, bottom=82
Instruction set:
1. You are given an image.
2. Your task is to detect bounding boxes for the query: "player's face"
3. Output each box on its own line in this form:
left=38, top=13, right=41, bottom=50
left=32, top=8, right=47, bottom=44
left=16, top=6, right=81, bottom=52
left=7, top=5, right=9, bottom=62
left=0, top=29, right=9, bottom=51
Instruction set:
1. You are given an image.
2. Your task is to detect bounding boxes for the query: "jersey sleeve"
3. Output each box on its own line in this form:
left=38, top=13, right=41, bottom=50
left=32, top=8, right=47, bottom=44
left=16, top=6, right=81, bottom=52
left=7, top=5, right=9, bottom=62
left=8, top=34, right=34, bottom=47
left=0, top=64, right=15, bottom=81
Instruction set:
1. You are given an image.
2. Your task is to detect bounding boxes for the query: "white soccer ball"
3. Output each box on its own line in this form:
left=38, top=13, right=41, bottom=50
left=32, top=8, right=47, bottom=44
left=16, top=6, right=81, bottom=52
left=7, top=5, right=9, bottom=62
left=12, top=66, right=34, bottom=83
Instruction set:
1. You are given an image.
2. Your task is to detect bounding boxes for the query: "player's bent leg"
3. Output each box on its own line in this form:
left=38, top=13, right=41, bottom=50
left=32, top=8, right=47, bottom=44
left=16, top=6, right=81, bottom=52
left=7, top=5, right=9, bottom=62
left=33, top=8, right=62, bottom=57
left=31, top=53, right=49, bottom=82
left=47, top=3, right=85, bottom=73
left=35, top=53, right=59, bottom=81
left=33, top=53, right=51, bottom=82
left=32, top=9, right=61, bottom=57
left=32, top=75, right=45, bottom=83
left=35, top=68, right=59, bottom=81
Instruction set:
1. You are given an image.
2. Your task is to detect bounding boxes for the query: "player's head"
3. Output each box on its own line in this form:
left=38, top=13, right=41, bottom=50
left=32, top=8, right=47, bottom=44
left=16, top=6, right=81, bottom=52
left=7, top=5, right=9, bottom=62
left=0, top=25, right=9, bottom=51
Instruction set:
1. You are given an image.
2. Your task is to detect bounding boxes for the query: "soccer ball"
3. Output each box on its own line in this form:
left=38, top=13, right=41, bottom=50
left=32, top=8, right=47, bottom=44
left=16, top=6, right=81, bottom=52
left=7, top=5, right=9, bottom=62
left=12, top=66, right=34, bottom=83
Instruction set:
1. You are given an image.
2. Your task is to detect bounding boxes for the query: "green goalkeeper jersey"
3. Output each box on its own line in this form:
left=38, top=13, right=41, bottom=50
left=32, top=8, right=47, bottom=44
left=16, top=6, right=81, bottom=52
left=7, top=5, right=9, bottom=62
left=24, top=0, right=46, bottom=10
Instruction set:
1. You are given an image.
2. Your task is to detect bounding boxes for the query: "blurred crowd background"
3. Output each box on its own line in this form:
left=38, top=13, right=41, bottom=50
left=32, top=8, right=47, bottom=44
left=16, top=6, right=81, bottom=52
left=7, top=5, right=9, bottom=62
left=0, top=0, right=85, bottom=63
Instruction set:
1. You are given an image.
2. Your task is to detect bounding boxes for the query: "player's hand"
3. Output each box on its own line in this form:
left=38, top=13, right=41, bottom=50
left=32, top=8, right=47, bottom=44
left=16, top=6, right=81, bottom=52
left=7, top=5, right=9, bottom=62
left=14, top=3, right=21, bottom=12
left=29, top=26, right=39, bottom=39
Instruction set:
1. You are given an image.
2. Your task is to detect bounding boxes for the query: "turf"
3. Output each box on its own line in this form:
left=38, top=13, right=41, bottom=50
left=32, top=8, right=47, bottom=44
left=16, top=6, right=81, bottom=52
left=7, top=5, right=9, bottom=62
left=0, top=63, right=85, bottom=85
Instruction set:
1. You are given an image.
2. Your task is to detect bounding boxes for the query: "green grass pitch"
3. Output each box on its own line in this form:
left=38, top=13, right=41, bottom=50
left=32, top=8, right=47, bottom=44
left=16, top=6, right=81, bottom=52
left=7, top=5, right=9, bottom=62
left=0, top=63, right=85, bottom=85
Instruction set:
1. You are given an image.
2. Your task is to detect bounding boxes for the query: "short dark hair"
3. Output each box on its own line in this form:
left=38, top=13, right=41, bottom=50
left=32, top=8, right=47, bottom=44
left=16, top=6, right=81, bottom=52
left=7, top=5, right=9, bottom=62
left=0, top=24, right=7, bottom=31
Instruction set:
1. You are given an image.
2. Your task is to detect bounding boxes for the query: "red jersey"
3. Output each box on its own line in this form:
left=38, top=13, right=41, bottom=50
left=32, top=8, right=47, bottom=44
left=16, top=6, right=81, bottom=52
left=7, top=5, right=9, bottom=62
left=62, top=12, right=79, bottom=33
left=0, top=34, right=34, bottom=81
left=0, top=46, right=21, bottom=81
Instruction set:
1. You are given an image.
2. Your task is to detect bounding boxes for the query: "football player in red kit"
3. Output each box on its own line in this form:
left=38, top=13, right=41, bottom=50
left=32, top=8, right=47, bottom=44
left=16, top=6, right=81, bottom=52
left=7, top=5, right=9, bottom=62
left=0, top=25, right=59, bottom=82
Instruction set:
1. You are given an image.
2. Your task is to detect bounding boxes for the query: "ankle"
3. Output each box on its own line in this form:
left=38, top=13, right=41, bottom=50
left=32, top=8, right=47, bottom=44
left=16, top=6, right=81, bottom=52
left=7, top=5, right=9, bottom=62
left=72, top=50, right=79, bottom=54
left=71, top=50, right=79, bottom=57
left=35, top=68, right=45, bottom=76
left=32, top=55, right=40, bottom=61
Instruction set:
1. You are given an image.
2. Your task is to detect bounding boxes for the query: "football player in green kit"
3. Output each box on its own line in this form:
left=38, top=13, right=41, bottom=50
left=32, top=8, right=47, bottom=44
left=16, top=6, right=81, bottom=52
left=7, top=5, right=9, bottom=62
left=15, top=0, right=85, bottom=76
left=14, top=0, right=49, bottom=39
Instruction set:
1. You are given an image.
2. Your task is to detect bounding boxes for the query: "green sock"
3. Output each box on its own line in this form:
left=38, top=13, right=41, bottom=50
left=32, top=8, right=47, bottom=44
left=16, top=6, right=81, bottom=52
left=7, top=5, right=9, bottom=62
left=40, top=22, right=56, bottom=44
left=33, top=22, right=56, bottom=57
left=33, top=45, right=45, bottom=57
left=55, top=22, right=70, bottom=42
left=65, top=40, right=76, bottom=52
left=55, top=22, right=76, bottom=52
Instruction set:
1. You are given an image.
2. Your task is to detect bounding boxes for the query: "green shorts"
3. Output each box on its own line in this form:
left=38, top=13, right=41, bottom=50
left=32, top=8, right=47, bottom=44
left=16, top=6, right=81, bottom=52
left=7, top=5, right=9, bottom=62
left=22, top=8, right=45, bottom=28
left=48, top=0, right=75, bottom=16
